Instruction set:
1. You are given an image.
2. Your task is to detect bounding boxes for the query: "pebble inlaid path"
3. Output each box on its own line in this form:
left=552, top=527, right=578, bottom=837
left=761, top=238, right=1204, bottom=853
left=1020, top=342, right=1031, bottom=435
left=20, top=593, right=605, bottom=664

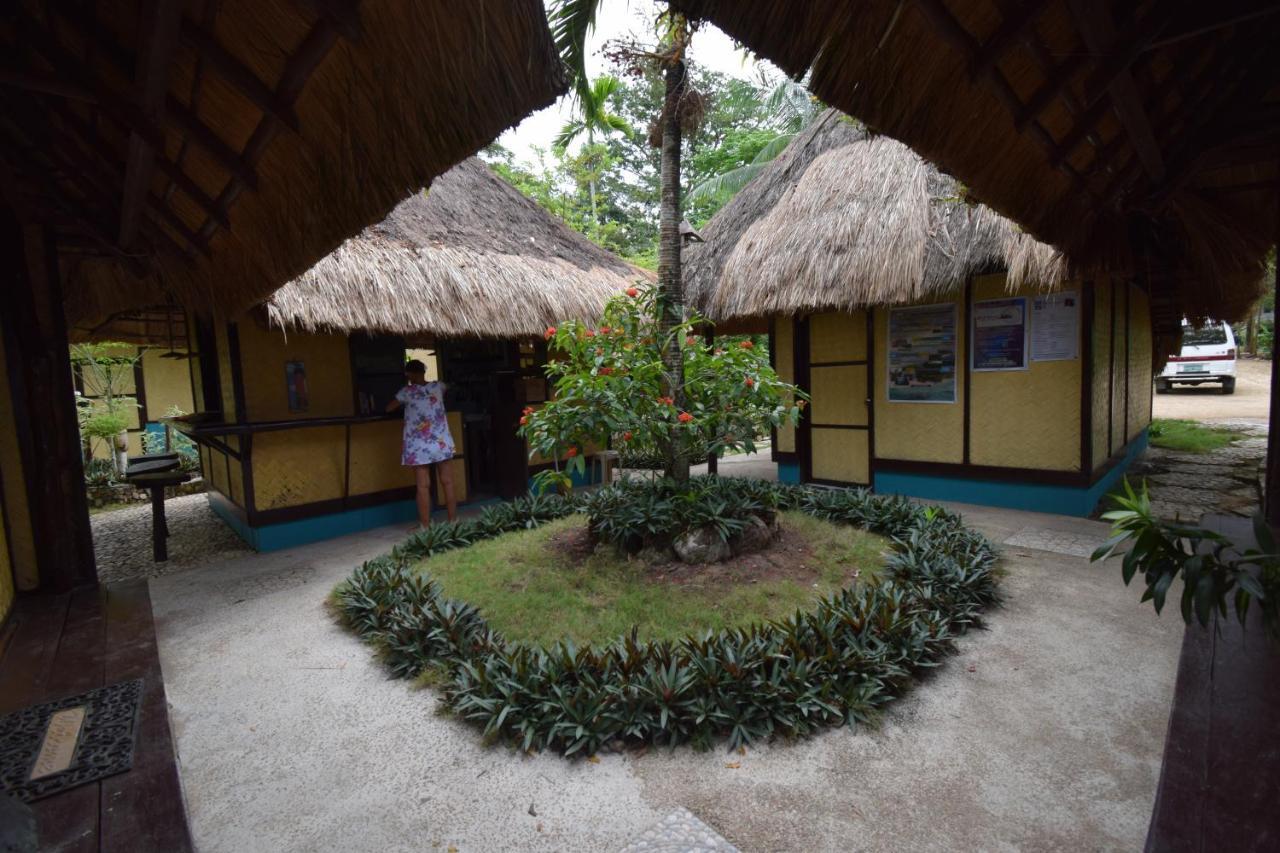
left=620, top=809, right=740, bottom=853
left=91, top=493, right=253, bottom=584
left=1126, top=420, right=1266, bottom=522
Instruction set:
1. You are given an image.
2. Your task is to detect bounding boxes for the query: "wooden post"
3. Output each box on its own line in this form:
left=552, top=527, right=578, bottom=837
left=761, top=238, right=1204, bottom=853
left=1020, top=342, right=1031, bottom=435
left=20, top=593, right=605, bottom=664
left=704, top=326, right=717, bottom=475
left=1267, top=189, right=1280, bottom=526
left=1, top=212, right=97, bottom=590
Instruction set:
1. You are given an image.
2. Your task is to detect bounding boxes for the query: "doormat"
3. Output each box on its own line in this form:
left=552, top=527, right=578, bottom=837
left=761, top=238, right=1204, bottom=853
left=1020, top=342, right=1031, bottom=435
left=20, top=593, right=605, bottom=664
left=0, top=679, right=142, bottom=802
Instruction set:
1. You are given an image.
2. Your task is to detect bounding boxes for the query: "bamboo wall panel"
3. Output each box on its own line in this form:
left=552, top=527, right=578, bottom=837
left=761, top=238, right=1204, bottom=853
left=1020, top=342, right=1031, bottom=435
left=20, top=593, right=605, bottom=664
left=348, top=419, right=416, bottom=496
left=810, top=311, right=866, bottom=362
left=215, top=321, right=238, bottom=421
left=811, top=429, right=870, bottom=483
left=969, top=274, right=1081, bottom=471
left=1111, top=281, right=1127, bottom=456
left=141, top=349, right=196, bottom=416
left=435, top=459, right=469, bottom=505
left=873, top=302, right=965, bottom=463
left=252, top=427, right=346, bottom=510
left=235, top=320, right=354, bottom=421
left=774, top=317, right=796, bottom=452
left=1127, top=285, right=1153, bottom=442
left=809, top=366, right=867, bottom=426
left=1092, top=280, right=1113, bottom=470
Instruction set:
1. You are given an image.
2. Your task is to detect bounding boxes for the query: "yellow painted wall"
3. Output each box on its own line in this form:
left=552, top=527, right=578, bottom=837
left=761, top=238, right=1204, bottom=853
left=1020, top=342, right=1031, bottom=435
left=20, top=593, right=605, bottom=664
left=873, top=299, right=966, bottom=463
left=0, top=325, right=37, bottom=592
left=774, top=317, right=796, bottom=453
left=1091, top=280, right=1113, bottom=470
left=1127, top=284, right=1153, bottom=442
left=349, top=419, right=417, bottom=496
left=968, top=274, right=1082, bottom=471
left=141, top=348, right=196, bottom=416
left=215, top=321, right=237, bottom=421
left=252, top=426, right=346, bottom=510
left=235, top=319, right=354, bottom=421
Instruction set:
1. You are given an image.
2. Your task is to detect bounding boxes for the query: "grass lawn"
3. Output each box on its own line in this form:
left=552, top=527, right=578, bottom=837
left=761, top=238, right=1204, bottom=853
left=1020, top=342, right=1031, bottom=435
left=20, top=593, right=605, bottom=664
left=1148, top=418, right=1243, bottom=453
left=413, top=511, right=886, bottom=647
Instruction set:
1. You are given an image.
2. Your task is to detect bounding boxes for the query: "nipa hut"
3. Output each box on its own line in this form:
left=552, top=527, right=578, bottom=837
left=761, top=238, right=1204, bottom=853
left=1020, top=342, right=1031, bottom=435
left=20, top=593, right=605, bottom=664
left=686, top=111, right=1151, bottom=516
left=176, top=158, right=646, bottom=550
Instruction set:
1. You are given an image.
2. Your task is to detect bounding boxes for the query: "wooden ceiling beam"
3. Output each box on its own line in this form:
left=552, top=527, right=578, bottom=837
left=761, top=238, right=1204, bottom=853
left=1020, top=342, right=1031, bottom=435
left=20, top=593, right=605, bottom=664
left=296, top=0, right=364, bottom=42
left=180, top=19, right=301, bottom=133
left=1147, top=5, right=1280, bottom=51
left=119, top=0, right=185, bottom=248
left=1067, top=0, right=1166, bottom=182
left=0, top=67, right=96, bottom=101
left=1015, top=52, right=1089, bottom=131
left=968, top=0, right=1052, bottom=82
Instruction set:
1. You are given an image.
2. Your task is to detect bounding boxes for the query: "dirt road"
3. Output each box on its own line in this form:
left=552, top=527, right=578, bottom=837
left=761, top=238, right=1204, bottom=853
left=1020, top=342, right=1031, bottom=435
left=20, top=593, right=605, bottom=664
left=1152, top=357, right=1271, bottom=422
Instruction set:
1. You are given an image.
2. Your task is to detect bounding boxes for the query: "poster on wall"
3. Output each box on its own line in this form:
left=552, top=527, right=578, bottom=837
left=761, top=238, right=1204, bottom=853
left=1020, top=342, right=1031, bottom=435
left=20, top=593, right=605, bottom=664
left=1031, top=291, right=1079, bottom=361
left=285, top=361, right=309, bottom=412
left=971, top=297, right=1027, bottom=371
left=887, top=303, right=957, bottom=403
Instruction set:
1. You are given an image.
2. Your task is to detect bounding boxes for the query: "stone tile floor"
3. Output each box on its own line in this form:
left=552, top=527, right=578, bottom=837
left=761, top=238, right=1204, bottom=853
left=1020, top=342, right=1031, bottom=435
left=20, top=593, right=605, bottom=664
left=91, top=493, right=253, bottom=584
left=1126, top=420, right=1266, bottom=522
left=620, top=809, right=740, bottom=853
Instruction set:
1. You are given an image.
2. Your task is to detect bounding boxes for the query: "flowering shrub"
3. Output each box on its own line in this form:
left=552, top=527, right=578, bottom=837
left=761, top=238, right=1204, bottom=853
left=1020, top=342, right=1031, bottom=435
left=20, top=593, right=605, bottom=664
left=519, top=284, right=806, bottom=479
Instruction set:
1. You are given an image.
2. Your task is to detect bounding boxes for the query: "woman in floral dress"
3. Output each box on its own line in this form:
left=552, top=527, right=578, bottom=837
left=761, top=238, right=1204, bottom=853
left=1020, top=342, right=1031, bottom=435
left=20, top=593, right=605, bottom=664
left=386, top=359, right=457, bottom=527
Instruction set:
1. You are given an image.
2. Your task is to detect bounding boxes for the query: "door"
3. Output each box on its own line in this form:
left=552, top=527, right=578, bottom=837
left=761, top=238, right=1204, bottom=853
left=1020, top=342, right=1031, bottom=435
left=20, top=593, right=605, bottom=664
left=798, top=311, right=872, bottom=486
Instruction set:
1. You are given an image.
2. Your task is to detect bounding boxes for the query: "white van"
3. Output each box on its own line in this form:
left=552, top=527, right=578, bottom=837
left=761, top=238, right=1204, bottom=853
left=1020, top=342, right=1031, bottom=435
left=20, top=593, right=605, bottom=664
left=1156, top=320, right=1237, bottom=394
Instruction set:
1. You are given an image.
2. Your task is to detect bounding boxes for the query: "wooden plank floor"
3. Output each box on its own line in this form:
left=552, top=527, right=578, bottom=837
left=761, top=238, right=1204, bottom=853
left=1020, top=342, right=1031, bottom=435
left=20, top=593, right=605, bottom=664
left=0, top=581, right=193, bottom=853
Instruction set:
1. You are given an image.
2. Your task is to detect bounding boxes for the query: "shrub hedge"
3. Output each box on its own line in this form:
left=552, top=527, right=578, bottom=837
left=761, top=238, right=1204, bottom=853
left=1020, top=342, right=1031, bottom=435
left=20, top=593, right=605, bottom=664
left=333, top=478, right=1000, bottom=755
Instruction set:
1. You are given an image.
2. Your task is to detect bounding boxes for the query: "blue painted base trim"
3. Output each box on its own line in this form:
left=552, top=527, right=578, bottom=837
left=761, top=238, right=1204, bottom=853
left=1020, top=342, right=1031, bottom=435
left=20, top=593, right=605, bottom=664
left=210, top=495, right=420, bottom=551
left=777, top=461, right=801, bottom=484
left=873, top=432, right=1149, bottom=517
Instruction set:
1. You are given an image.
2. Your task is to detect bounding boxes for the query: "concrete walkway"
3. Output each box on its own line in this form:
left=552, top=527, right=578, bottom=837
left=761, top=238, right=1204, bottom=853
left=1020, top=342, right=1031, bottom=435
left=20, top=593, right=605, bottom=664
left=151, top=499, right=1181, bottom=852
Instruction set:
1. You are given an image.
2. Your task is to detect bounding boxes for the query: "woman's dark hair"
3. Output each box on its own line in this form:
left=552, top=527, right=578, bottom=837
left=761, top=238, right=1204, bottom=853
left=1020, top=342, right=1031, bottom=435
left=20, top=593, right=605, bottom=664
left=404, top=359, right=426, bottom=375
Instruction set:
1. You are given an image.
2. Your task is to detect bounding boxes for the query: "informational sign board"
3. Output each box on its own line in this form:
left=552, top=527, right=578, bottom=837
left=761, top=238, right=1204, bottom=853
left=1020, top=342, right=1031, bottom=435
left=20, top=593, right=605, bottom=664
left=971, top=297, right=1028, bottom=371
left=1031, top=291, right=1079, bottom=361
left=887, top=303, right=957, bottom=403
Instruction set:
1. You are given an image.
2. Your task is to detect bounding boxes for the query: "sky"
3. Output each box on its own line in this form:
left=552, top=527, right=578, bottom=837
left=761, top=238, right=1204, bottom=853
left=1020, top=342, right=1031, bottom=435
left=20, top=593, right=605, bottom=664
left=498, top=1, right=771, bottom=165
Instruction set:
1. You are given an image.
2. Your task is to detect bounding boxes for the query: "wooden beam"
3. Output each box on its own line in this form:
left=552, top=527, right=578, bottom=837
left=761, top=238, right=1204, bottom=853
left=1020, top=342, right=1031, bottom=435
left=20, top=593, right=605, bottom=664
left=968, top=0, right=1052, bottom=82
left=1016, top=52, right=1089, bottom=130
left=0, top=67, right=95, bottom=101
left=1068, top=0, right=1166, bottom=182
left=1148, top=6, right=1280, bottom=51
left=119, top=0, right=185, bottom=248
left=180, top=19, right=301, bottom=133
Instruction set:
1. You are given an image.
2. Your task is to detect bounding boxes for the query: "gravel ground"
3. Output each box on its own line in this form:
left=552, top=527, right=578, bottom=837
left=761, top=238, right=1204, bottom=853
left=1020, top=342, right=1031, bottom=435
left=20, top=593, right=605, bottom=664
left=1153, top=357, right=1271, bottom=421
left=91, top=493, right=253, bottom=584
left=1128, top=421, right=1266, bottom=522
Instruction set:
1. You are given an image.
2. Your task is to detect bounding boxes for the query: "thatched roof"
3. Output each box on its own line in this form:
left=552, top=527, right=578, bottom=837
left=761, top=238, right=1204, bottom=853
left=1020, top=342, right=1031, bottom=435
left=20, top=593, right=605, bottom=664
left=4, top=1, right=566, bottom=331
left=670, top=0, right=1277, bottom=321
left=265, top=158, right=649, bottom=339
left=685, top=111, right=1064, bottom=321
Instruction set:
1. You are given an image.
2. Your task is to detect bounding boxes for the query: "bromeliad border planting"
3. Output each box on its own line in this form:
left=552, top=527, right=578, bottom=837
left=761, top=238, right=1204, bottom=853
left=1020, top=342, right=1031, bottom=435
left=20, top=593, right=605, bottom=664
left=332, top=478, right=1000, bottom=755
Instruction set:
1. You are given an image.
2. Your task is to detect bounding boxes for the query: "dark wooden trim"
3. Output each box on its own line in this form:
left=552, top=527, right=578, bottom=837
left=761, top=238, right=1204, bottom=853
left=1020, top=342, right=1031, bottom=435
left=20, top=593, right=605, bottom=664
left=133, top=355, right=149, bottom=425
left=1123, top=281, right=1131, bottom=442
left=225, top=321, right=247, bottom=423
left=241, top=433, right=256, bottom=515
left=178, top=411, right=399, bottom=437
left=809, top=359, right=869, bottom=368
left=769, top=317, right=779, bottom=463
left=866, top=308, right=877, bottom=472
left=808, top=476, right=872, bottom=489
left=772, top=451, right=799, bottom=465
left=1081, top=280, right=1095, bottom=474
left=963, top=277, right=974, bottom=465
left=192, top=313, right=222, bottom=414
left=1108, top=279, right=1117, bottom=458
left=795, top=315, right=813, bottom=483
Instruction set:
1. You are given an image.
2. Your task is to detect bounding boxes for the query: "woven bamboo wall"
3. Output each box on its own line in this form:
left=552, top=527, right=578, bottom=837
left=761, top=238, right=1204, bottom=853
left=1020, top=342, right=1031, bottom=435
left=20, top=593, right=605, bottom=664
left=1092, top=279, right=1114, bottom=469
left=969, top=274, right=1082, bottom=471
left=141, top=348, right=195, bottom=416
left=873, top=300, right=966, bottom=463
left=807, top=310, right=870, bottom=483
left=252, top=427, right=346, bottom=510
left=235, top=319, right=354, bottom=422
left=774, top=317, right=796, bottom=453
left=1127, top=285, right=1153, bottom=442
left=349, top=419, right=417, bottom=496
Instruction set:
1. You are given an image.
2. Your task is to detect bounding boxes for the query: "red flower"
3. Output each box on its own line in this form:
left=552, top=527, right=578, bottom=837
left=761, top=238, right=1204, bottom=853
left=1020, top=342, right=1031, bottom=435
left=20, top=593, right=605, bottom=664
left=714, top=348, right=724, bottom=355
left=545, top=326, right=556, bottom=339
left=585, top=330, right=596, bottom=338
left=658, top=396, right=674, bottom=406
left=739, top=340, right=754, bottom=349
left=622, top=431, right=633, bottom=441
left=678, top=412, right=694, bottom=423
left=626, top=287, right=639, bottom=297
left=601, top=326, right=612, bottom=334
left=566, top=447, right=578, bottom=458
left=522, top=406, right=533, bottom=416
left=686, top=336, right=697, bottom=346
left=599, top=367, right=613, bottom=375
left=519, top=416, right=528, bottom=426
left=798, top=400, right=808, bottom=409
left=745, top=376, right=754, bottom=387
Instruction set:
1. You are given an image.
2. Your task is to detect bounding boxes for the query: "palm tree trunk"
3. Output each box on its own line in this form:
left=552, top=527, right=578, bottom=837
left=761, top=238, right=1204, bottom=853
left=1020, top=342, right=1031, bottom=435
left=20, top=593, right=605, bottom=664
left=589, top=177, right=599, bottom=230
left=658, top=57, right=689, bottom=482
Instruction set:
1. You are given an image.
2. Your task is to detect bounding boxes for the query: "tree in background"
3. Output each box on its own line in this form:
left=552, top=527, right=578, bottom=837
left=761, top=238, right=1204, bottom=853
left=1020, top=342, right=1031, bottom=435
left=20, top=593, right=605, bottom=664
left=553, top=74, right=634, bottom=232
left=69, top=342, right=140, bottom=476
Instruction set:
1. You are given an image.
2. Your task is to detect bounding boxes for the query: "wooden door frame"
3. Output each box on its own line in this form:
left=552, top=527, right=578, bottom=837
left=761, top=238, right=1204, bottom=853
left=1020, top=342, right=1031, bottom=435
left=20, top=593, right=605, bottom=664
left=796, top=311, right=874, bottom=487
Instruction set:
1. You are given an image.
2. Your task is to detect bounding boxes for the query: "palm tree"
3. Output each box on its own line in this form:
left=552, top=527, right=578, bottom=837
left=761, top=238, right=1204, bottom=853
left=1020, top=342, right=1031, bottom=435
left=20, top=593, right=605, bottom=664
left=688, top=75, right=819, bottom=205
left=550, top=0, right=695, bottom=481
left=553, top=75, right=634, bottom=227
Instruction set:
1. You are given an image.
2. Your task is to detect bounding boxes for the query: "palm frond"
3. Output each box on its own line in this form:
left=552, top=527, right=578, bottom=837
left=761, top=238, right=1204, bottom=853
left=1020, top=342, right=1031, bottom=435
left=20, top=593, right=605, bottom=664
left=749, top=133, right=795, bottom=166
left=688, top=162, right=767, bottom=203
left=554, top=119, right=586, bottom=152
left=548, top=0, right=601, bottom=102
left=601, top=112, right=635, bottom=139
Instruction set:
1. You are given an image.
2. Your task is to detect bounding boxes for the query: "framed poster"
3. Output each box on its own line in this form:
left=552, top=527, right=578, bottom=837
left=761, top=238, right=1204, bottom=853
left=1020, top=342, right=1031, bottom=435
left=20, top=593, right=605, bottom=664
left=887, top=303, right=957, bottom=403
left=285, top=361, right=309, bottom=412
left=971, top=297, right=1027, bottom=371
left=1031, top=291, right=1079, bottom=361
